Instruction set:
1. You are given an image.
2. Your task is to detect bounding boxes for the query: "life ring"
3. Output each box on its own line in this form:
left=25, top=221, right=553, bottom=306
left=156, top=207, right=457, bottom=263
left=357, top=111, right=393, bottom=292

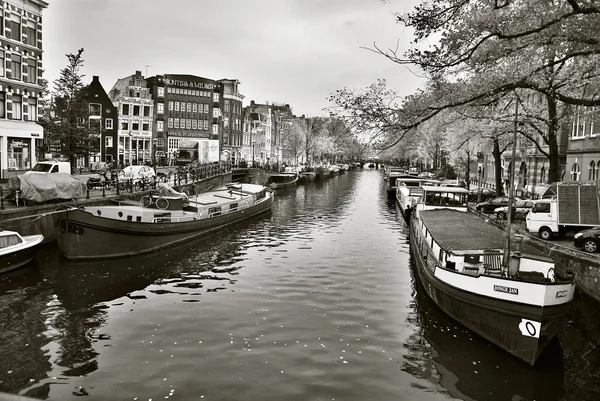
left=156, top=196, right=170, bottom=210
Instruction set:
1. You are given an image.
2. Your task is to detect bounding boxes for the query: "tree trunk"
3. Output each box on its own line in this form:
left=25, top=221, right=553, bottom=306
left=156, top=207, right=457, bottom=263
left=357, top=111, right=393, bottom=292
left=493, top=137, right=504, bottom=196
left=546, top=95, right=561, bottom=184
left=466, top=149, right=471, bottom=190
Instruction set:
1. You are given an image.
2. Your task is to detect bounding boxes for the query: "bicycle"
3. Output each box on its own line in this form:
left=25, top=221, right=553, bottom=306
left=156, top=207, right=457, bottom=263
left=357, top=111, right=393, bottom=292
left=140, top=194, right=171, bottom=210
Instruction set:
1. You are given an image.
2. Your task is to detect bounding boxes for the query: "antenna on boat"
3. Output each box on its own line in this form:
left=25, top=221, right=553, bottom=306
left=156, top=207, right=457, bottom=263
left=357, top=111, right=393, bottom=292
left=502, top=93, right=519, bottom=272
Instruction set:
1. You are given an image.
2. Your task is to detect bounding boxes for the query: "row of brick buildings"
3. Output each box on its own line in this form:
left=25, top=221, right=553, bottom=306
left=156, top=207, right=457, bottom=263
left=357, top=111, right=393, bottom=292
left=0, top=0, right=301, bottom=178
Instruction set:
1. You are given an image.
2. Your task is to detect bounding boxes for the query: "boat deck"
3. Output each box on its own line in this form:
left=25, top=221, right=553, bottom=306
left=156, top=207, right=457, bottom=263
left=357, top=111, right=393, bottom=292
left=419, top=209, right=540, bottom=253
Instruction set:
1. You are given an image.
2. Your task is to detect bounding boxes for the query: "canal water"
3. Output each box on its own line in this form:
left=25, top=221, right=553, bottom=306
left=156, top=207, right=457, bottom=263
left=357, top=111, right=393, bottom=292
left=1, top=169, right=600, bottom=400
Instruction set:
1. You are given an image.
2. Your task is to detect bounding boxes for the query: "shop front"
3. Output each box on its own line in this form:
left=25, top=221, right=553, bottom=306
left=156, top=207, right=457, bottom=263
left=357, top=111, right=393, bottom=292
left=0, top=125, right=43, bottom=179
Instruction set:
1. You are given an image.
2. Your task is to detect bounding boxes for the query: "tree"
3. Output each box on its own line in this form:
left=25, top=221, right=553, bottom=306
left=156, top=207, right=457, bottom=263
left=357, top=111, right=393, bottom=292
left=330, top=0, right=600, bottom=184
left=38, top=48, right=101, bottom=169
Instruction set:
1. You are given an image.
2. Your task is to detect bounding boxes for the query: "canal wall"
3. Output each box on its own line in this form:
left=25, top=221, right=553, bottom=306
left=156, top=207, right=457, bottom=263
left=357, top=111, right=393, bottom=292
left=0, top=173, right=232, bottom=244
left=523, top=233, right=600, bottom=303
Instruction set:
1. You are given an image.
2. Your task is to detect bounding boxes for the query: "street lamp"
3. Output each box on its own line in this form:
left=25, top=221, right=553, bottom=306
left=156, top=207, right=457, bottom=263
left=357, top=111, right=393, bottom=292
left=152, top=138, right=158, bottom=173
left=252, top=141, right=256, bottom=168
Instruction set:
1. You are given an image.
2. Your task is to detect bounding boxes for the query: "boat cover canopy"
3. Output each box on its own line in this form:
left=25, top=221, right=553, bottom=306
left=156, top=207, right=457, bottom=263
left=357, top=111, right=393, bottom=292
left=9, top=172, right=85, bottom=203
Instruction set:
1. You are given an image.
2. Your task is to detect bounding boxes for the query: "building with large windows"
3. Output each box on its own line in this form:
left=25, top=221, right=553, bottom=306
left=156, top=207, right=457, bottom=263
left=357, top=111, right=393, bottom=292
left=109, top=70, right=154, bottom=166
left=217, top=79, right=244, bottom=165
left=146, top=74, right=221, bottom=166
left=0, top=0, right=47, bottom=178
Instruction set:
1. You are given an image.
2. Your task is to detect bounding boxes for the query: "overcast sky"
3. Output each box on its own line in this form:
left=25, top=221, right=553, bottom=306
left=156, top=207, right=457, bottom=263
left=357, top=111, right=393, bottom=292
left=43, top=0, right=425, bottom=117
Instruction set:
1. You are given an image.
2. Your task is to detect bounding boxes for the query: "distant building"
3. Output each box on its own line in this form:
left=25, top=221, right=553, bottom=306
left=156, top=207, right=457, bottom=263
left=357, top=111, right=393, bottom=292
left=0, top=0, right=48, bottom=178
left=85, top=76, right=118, bottom=166
left=217, top=79, right=244, bottom=165
left=109, top=71, right=154, bottom=166
left=146, top=74, right=221, bottom=166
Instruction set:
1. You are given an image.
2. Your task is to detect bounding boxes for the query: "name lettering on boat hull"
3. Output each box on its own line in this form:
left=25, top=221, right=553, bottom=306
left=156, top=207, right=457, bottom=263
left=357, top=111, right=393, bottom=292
left=493, top=285, right=518, bottom=295
left=519, top=319, right=541, bottom=338
left=556, top=290, right=568, bottom=298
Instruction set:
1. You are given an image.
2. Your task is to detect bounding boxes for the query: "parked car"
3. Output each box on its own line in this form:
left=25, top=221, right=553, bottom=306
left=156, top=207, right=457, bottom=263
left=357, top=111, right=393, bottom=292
left=573, top=227, right=600, bottom=253
left=119, top=165, right=156, bottom=183
left=475, top=196, right=518, bottom=214
left=468, top=187, right=496, bottom=202
left=494, top=199, right=535, bottom=220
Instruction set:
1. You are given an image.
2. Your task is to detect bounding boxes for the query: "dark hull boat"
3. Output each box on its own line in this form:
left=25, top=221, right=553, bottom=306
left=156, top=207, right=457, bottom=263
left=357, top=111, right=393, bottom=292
left=57, top=183, right=273, bottom=260
left=266, top=173, right=298, bottom=190
left=0, top=230, right=44, bottom=273
left=409, top=208, right=575, bottom=366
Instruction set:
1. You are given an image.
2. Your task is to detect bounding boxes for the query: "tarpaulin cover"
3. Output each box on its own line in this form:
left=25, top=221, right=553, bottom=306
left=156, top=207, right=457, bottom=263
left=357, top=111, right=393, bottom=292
left=9, top=173, right=85, bottom=203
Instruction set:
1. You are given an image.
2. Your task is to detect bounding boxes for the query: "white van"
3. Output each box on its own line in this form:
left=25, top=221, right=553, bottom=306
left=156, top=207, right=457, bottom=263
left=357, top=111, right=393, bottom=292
left=25, top=161, right=72, bottom=175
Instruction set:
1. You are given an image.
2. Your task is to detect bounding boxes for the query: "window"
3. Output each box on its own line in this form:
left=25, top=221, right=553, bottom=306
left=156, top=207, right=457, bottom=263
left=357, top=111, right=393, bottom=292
left=105, top=136, right=113, bottom=147
left=0, top=92, right=4, bottom=118
left=25, top=20, right=36, bottom=45
left=8, top=19, right=21, bottom=41
left=571, top=163, right=581, bottom=181
left=157, top=138, right=165, bottom=147
left=213, top=92, right=219, bottom=102
left=192, top=103, right=198, bottom=113
left=105, top=118, right=113, bottom=129
left=143, top=105, right=150, bottom=117
left=175, top=102, right=179, bottom=111
left=158, top=87, right=164, bottom=97
left=0, top=51, right=4, bottom=77
left=132, top=121, right=139, bottom=131
left=28, top=98, right=37, bottom=121
left=26, top=58, right=36, bottom=84
left=224, top=100, right=230, bottom=112
left=157, top=121, right=164, bottom=131
left=142, top=122, right=149, bottom=131
left=89, top=103, right=101, bottom=116
left=204, top=104, right=209, bottom=113
left=213, top=108, right=219, bottom=118
left=167, top=87, right=172, bottom=94
left=174, top=118, right=179, bottom=128
left=187, top=103, right=192, bottom=113
left=192, top=120, right=197, bottom=129
left=590, top=161, right=596, bottom=181
left=572, top=107, right=586, bottom=138
left=89, top=118, right=101, bottom=129
left=157, top=103, right=164, bottom=114
left=186, top=119, right=191, bottom=129
left=168, top=118, right=173, bottom=128
left=11, top=94, right=22, bottom=120
left=168, top=101, right=173, bottom=111
left=540, top=166, right=546, bottom=184
left=11, top=54, right=21, bottom=80
left=204, top=120, right=209, bottom=130
left=224, top=117, right=230, bottom=128
left=212, top=124, right=219, bottom=135
left=122, top=104, right=130, bottom=115
left=121, top=121, right=129, bottom=130
left=133, top=105, right=140, bottom=116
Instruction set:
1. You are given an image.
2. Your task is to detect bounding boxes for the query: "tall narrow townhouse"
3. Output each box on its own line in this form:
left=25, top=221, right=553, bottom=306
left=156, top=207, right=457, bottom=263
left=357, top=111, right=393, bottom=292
left=85, top=76, right=118, bottom=167
left=0, top=0, right=47, bottom=178
left=217, top=79, right=243, bottom=165
left=109, top=71, right=154, bottom=166
left=566, top=105, right=600, bottom=182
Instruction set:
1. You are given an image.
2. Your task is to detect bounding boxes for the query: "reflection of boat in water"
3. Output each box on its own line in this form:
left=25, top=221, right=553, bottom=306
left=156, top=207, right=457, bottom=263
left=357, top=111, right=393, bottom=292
left=298, top=169, right=316, bottom=182
left=410, top=207, right=575, bottom=365
left=0, top=230, right=44, bottom=274
left=57, top=183, right=273, bottom=260
left=406, top=257, right=566, bottom=401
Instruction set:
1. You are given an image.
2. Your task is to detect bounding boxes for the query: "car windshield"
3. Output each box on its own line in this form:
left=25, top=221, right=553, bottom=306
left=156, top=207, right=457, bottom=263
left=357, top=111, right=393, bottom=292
left=30, top=163, right=52, bottom=172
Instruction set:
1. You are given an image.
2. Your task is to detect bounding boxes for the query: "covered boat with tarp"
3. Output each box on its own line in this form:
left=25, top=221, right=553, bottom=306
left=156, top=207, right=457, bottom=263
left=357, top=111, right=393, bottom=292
left=8, top=172, right=85, bottom=203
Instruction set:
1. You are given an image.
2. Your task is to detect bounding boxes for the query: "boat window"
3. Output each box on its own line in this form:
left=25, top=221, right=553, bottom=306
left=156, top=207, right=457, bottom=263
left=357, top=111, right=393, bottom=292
left=136, top=216, right=142, bottom=222
left=127, top=215, right=133, bottom=221
left=0, top=234, right=22, bottom=248
left=208, top=206, right=222, bottom=217
left=230, top=203, right=238, bottom=211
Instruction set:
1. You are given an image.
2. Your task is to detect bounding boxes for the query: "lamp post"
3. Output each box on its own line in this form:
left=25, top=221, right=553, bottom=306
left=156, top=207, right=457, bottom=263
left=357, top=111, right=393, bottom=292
left=252, top=141, right=256, bottom=168
left=152, top=138, right=158, bottom=173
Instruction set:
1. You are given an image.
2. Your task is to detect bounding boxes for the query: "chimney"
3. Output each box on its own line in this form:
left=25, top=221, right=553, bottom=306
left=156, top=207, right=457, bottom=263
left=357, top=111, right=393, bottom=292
left=250, top=100, right=255, bottom=107
left=92, top=76, right=100, bottom=83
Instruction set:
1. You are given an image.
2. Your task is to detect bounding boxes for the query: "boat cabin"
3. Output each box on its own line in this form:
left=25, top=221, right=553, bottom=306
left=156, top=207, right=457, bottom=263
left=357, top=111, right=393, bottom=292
left=419, top=185, right=470, bottom=211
